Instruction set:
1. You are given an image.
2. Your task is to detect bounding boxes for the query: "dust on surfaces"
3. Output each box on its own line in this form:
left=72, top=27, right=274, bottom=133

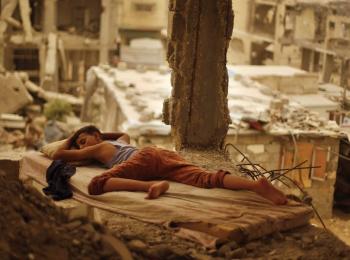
left=0, top=173, right=121, bottom=260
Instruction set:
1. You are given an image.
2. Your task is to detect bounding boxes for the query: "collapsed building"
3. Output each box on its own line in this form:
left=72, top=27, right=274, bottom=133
left=229, top=0, right=350, bottom=87
left=0, top=0, right=167, bottom=92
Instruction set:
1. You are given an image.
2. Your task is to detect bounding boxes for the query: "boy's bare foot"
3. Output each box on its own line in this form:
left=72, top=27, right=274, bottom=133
left=145, top=181, right=169, bottom=199
left=255, top=178, right=287, bottom=205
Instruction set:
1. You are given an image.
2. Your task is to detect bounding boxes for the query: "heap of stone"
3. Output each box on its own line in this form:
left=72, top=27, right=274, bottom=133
left=227, top=75, right=340, bottom=136
left=0, top=172, right=129, bottom=259
left=0, top=70, right=85, bottom=150
left=266, top=104, right=340, bottom=136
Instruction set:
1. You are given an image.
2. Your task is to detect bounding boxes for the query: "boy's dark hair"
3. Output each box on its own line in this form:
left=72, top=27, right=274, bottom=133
left=70, top=125, right=101, bottom=148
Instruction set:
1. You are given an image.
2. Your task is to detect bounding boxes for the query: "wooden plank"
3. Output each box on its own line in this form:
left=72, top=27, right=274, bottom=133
left=18, top=0, right=33, bottom=42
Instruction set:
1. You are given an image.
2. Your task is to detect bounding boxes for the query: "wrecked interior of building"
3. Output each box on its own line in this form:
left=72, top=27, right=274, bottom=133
left=1, top=0, right=350, bottom=259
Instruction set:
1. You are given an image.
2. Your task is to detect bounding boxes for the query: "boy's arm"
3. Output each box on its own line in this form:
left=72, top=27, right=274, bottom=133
left=53, top=143, right=104, bottom=162
left=68, top=159, right=94, bottom=167
left=101, top=132, right=130, bottom=144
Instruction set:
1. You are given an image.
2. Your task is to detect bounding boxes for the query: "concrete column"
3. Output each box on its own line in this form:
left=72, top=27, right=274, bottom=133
left=340, top=59, right=349, bottom=109
left=41, top=0, right=58, bottom=90
left=164, top=0, right=234, bottom=150
left=0, top=0, right=19, bottom=69
left=99, top=0, right=111, bottom=64
left=42, top=0, right=57, bottom=34
left=301, top=48, right=312, bottom=71
left=322, top=54, right=334, bottom=83
left=273, top=3, right=286, bottom=64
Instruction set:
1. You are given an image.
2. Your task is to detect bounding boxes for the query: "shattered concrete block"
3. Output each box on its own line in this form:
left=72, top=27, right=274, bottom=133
left=0, top=151, right=23, bottom=180
left=247, top=144, right=265, bottom=154
left=0, top=114, right=26, bottom=129
left=0, top=74, right=33, bottom=113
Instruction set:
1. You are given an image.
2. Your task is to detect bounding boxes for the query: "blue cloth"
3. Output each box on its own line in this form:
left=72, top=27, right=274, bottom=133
left=43, top=160, right=76, bottom=201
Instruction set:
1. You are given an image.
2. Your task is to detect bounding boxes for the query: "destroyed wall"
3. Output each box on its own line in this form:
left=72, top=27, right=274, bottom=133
left=120, top=0, right=167, bottom=30
left=57, top=0, right=101, bottom=35
left=118, top=0, right=168, bottom=43
left=229, top=0, right=350, bottom=84
left=165, top=0, right=233, bottom=149
left=227, top=0, right=252, bottom=65
left=225, top=133, right=339, bottom=218
left=294, top=7, right=317, bottom=40
left=0, top=0, right=118, bottom=90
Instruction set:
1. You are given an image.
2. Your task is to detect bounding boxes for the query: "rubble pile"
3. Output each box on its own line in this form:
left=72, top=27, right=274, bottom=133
left=0, top=173, right=126, bottom=259
left=267, top=105, right=340, bottom=136
left=228, top=75, right=340, bottom=136
left=0, top=70, right=85, bottom=150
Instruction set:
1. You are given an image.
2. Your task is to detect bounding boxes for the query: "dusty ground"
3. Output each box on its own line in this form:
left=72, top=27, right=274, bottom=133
left=321, top=210, right=350, bottom=246
left=1, top=148, right=350, bottom=259
left=98, top=208, right=350, bottom=260
left=0, top=172, right=124, bottom=260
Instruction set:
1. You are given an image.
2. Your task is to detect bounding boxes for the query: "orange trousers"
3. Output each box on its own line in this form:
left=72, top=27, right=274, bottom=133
left=88, top=147, right=230, bottom=195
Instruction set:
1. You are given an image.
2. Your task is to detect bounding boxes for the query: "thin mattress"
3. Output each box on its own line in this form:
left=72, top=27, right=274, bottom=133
left=20, top=151, right=313, bottom=248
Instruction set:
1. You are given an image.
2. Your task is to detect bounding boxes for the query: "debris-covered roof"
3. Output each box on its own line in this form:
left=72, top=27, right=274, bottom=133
left=89, top=65, right=341, bottom=138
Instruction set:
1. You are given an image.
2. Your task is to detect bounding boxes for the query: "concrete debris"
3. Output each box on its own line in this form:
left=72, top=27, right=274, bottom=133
left=0, top=69, right=84, bottom=150
left=266, top=105, right=340, bottom=136
left=0, top=74, right=33, bottom=114
left=0, top=127, right=25, bottom=147
left=39, top=91, right=83, bottom=108
left=87, top=65, right=343, bottom=140
left=226, top=69, right=341, bottom=136
left=0, top=174, right=130, bottom=259
left=0, top=114, right=26, bottom=129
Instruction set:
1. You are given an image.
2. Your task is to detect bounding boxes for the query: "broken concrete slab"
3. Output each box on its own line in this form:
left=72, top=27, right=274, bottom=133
left=0, top=113, right=26, bottom=129
left=0, top=151, right=23, bottom=180
left=0, top=74, right=33, bottom=114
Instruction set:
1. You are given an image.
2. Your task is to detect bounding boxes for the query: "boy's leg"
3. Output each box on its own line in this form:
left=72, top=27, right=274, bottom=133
left=222, top=175, right=287, bottom=205
left=103, top=178, right=169, bottom=199
left=157, top=149, right=287, bottom=205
